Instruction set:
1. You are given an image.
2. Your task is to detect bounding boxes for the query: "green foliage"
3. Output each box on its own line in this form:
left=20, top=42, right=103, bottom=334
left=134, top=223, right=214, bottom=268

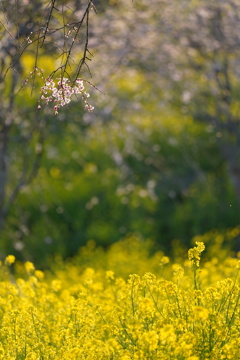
left=1, top=68, right=239, bottom=264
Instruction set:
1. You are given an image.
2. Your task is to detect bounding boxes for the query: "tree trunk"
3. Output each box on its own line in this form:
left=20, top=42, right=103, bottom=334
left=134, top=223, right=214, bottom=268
left=228, top=163, right=240, bottom=207
left=0, top=122, right=8, bottom=233
left=219, top=136, right=240, bottom=207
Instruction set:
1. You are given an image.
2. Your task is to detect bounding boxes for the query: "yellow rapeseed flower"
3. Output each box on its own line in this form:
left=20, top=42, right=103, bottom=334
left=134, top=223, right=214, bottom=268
left=34, top=270, right=45, bottom=280
left=0, top=240, right=239, bottom=359
left=24, top=261, right=35, bottom=274
left=4, top=255, right=15, bottom=265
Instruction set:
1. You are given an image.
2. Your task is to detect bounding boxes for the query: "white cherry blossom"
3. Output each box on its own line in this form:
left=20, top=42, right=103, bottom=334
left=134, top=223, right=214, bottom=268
left=40, top=78, right=94, bottom=115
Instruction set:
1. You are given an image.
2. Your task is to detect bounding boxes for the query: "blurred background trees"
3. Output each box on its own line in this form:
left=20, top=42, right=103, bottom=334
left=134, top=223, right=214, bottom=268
left=0, top=0, right=95, bottom=236
left=91, top=0, right=240, bottom=203
left=0, top=0, right=240, bottom=264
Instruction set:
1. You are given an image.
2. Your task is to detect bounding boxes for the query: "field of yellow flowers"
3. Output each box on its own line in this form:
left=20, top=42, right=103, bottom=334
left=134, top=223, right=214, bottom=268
left=0, top=230, right=240, bottom=360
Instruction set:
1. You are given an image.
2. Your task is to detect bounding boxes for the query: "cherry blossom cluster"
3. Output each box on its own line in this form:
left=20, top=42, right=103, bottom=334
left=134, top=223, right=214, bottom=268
left=40, top=77, right=94, bottom=115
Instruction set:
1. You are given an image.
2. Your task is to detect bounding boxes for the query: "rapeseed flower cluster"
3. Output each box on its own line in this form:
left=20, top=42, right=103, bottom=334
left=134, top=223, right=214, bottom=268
left=0, top=236, right=240, bottom=359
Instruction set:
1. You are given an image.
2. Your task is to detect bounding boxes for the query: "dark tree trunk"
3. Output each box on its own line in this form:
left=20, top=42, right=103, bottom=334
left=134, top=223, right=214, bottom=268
left=228, top=163, right=240, bottom=207
left=0, top=121, right=8, bottom=233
